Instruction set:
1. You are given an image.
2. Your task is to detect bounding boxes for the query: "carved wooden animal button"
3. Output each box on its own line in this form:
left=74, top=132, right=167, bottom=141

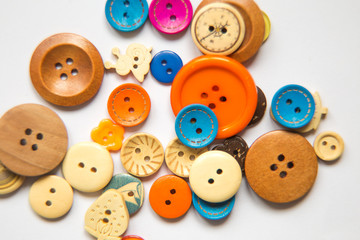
left=29, top=175, right=73, bottom=219
left=245, top=130, right=318, bottom=203
left=313, top=131, right=344, bottom=161
left=0, top=162, right=25, bottom=195
left=0, top=104, right=68, bottom=176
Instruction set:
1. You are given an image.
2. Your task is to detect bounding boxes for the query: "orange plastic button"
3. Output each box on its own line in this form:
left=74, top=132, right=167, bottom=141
left=107, top=83, right=151, bottom=127
left=171, top=55, right=257, bottom=139
left=91, top=119, right=125, bottom=151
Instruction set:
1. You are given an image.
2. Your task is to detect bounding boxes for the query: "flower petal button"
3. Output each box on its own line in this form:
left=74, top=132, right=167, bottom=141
left=91, top=119, right=125, bottom=151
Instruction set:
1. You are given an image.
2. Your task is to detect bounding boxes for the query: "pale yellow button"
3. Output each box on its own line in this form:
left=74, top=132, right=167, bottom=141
left=314, top=131, right=344, bottom=161
left=165, top=138, right=208, bottom=178
left=189, top=150, right=242, bottom=203
left=29, top=175, right=73, bottom=219
left=0, top=162, right=25, bottom=195
left=262, top=11, right=271, bottom=42
left=62, top=142, right=114, bottom=192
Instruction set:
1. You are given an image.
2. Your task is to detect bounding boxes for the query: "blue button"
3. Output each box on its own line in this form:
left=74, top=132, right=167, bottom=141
left=192, top=192, right=235, bottom=220
left=105, top=0, right=149, bottom=32
left=175, top=104, right=218, bottom=148
left=271, top=84, right=315, bottom=129
left=150, top=50, right=183, bottom=84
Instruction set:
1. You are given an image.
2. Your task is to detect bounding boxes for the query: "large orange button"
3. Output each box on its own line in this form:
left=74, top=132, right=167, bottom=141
left=171, top=55, right=257, bottom=139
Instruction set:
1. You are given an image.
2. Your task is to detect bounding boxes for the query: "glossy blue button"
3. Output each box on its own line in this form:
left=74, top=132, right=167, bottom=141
left=105, top=0, right=149, bottom=32
left=175, top=104, right=218, bottom=148
left=192, top=192, right=235, bottom=220
left=150, top=50, right=183, bottom=84
left=271, top=84, right=315, bottom=129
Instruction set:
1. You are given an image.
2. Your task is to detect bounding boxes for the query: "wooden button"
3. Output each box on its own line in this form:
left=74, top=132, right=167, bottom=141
left=314, top=131, right=344, bottom=161
left=245, top=130, right=318, bottom=203
left=0, top=162, right=25, bottom=195
left=30, top=33, right=104, bottom=106
left=248, top=86, right=267, bottom=127
left=120, top=133, right=164, bottom=177
left=104, top=173, right=144, bottom=215
left=149, top=175, right=192, bottom=219
left=189, top=150, right=242, bottom=203
left=91, top=119, right=125, bottom=151
left=85, top=189, right=129, bottom=239
left=29, top=175, right=73, bottom=219
left=62, top=142, right=113, bottom=192
left=0, top=104, right=68, bottom=176
left=165, top=137, right=208, bottom=178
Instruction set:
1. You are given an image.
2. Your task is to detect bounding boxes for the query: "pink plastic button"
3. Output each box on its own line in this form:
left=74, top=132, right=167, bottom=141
left=149, top=0, right=193, bottom=34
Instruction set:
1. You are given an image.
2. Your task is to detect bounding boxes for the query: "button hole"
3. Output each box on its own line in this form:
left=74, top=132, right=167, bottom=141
left=135, top=148, right=141, bottom=154
left=189, top=155, right=195, bottom=161
left=66, top=58, right=73, bottom=65
left=212, top=85, right=219, bottom=91
left=50, top=188, right=56, bottom=193
left=45, top=200, right=52, bottom=206
left=286, top=99, right=292, bottom=105
left=201, top=92, right=208, bottom=98
left=124, top=0, right=129, bottom=7
left=124, top=97, right=130, bottom=102
left=134, top=57, right=139, bottom=61
left=103, top=218, right=109, bottom=223
left=105, top=210, right=111, bottom=215
left=25, top=128, right=32, bottom=135
left=133, top=64, right=138, bottom=69
left=178, top=151, right=184, bottom=157
left=270, top=164, right=278, bottom=171
left=170, top=15, right=176, bottom=21
left=221, top=28, right=227, bottom=34
left=170, top=189, right=176, bottom=194
left=196, top=128, right=202, bottom=134
left=190, top=118, right=196, bottom=124
left=36, top=133, right=43, bottom=140
left=31, top=144, right=38, bottom=151
left=331, top=145, right=336, bottom=150
left=166, top=68, right=172, bottom=74
left=278, top=154, right=285, bottom=161
left=279, top=171, right=287, bottom=178
left=322, top=141, right=327, bottom=145
left=71, top=69, right=78, bottom=76
left=208, top=103, right=216, bottom=109
left=144, top=156, right=150, bottom=161
left=216, top=169, right=223, bottom=174
left=123, top=12, right=129, bottom=19
left=60, top=73, right=68, bottom=80
left=161, top=60, right=167, bottom=66
left=20, top=139, right=27, bottom=146
left=78, top=162, right=85, bottom=168
left=166, top=3, right=172, bottom=9
left=295, top=107, right=301, bottom=113
left=220, top=96, right=227, bottom=102
left=287, top=162, right=294, bottom=169
left=128, top=191, right=134, bottom=197
left=208, top=178, right=214, bottom=184
left=55, top=63, right=62, bottom=70
left=209, top=26, right=215, bottom=32
left=165, top=200, right=171, bottom=205
left=128, top=107, right=134, bottom=113
left=91, top=167, right=97, bottom=173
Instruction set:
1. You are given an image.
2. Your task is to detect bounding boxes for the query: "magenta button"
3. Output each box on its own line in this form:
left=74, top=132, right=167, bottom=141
left=149, top=0, right=193, bottom=34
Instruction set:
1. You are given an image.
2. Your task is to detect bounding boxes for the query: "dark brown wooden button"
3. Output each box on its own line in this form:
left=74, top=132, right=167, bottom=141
left=0, top=104, right=68, bottom=176
left=30, top=33, right=104, bottom=106
left=245, top=130, right=318, bottom=203
left=248, top=86, right=267, bottom=127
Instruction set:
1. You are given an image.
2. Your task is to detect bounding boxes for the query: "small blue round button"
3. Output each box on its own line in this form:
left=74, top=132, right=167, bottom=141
left=150, top=50, right=183, bottom=84
left=105, top=0, right=149, bottom=32
left=192, top=192, right=235, bottom=220
left=271, top=84, right=315, bottom=129
left=175, top=104, right=218, bottom=148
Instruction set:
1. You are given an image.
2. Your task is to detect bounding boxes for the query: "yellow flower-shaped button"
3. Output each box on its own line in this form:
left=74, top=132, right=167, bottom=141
left=91, top=119, right=125, bottom=151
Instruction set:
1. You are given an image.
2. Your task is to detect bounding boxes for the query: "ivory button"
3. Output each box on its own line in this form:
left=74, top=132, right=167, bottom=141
left=314, top=131, right=344, bottom=161
left=0, top=162, right=25, bottom=195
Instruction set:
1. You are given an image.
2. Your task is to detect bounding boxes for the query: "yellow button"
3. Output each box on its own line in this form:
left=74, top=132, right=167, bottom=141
left=189, top=150, right=242, bottom=203
left=62, top=142, right=114, bottom=192
left=314, top=131, right=344, bottom=161
left=0, top=162, right=25, bottom=195
left=29, top=175, right=73, bottom=219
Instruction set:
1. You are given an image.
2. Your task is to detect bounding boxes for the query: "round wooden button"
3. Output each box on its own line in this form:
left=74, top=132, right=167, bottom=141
left=62, top=142, right=113, bottom=192
left=314, top=131, right=344, bottom=161
left=165, top=137, right=208, bottom=178
left=120, top=133, right=164, bottom=177
left=149, top=175, right=192, bottom=219
left=0, top=104, right=68, bottom=177
left=108, top=83, right=151, bottom=127
left=262, top=11, right=271, bottom=42
left=29, top=175, right=73, bottom=219
left=248, top=86, right=267, bottom=127
left=189, top=150, right=242, bottom=203
left=0, top=162, right=25, bottom=195
left=30, top=33, right=104, bottom=106
left=245, top=130, right=318, bottom=203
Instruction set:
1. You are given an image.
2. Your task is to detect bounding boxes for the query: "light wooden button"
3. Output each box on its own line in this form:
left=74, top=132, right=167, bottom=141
left=120, top=133, right=164, bottom=177
left=62, top=142, right=113, bottom=192
left=0, top=162, right=25, bottom=195
left=189, top=150, right=242, bottom=203
left=165, top=138, right=208, bottom=178
left=29, top=175, right=73, bottom=219
left=314, top=131, right=344, bottom=161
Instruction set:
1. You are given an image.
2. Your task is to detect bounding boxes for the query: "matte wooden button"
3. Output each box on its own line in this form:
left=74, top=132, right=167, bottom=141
left=85, top=189, right=129, bottom=239
left=165, top=137, right=208, bottom=178
left=120, top=133, right=164, bottom=177
left=0, top=104, right=68, bottom=177
left=314, top=131, right=344, bottom=161
left=248, top=86, right=267, bottom=127
left=245, top=130, right=318, bottom=203
left=149, top=175, right=192, bottom=219
left=30, top=33, right=104, bottom=106
left=62, top=142, right=113, bottom=192
left=29, top=175, right=73, bottom=219
left=0, top=162, right=25, bottom=195
left=189, top=150, right=242, bottom=203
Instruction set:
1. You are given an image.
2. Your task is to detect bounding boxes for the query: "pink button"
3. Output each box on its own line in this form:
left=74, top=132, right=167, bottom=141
left=149, top=0, right=193, bottom=34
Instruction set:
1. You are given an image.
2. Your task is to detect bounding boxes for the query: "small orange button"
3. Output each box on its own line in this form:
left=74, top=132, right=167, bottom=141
left=91, top=119, right=125, bottom=151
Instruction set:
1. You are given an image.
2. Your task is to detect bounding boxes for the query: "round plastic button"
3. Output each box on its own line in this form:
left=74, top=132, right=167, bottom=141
left=271, top=84, right=315, bottom=129
left=105, top=0, right=149, bottom=32
left=108, top=83, right=151, bottom=127
left=149, top=175, right=192, bottom=219
left=149, top=0, right=193, bottom=34
left=30, top=33, right=104, bottom=106
left=150, top=50, right=183, bottom=83
left=62, top=142, right=114, bottom=192
left=189, top=150, right=242, bottom=203
left=314, top=131, right=344, bottom=161
left=192, top=192, right=235, bottom=220
left=171, top=55, right=257, bottom=139
left=123, top=236, right=144, bottom=240
left=29, top=175, right=73, bottom=219
left=0, top=162, right=25, bottom=195
left=175, top=104, right=218, bottom=148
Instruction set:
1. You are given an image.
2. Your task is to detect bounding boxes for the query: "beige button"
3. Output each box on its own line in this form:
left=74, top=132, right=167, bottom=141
left=29, top=175, right=73, bottom=219
left=85, top=189, right=129, bottom=239
left=165, top=138, right=208, bottom=178
left=189, top=150, right=242, bottom=203
left=314, top=131, right=344, bottom=161
left=62, top=142, right=113, bottom=192
left=0, top=162, right=25, bottom=195
left=120, top=133, right=164, bottom=177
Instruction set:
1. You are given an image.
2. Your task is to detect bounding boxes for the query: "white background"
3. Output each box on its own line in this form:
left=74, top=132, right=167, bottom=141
left=0, top=0, right=359, bottom=239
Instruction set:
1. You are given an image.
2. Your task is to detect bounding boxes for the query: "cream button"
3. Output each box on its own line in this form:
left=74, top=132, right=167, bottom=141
left=29, top=175, right=73, bottom=219
left=62, top=142, right=113, bottom=192
left=314, top=131, right=344, bottom=161
left=189, top=150, right=242, bottom=203
left=0, top=162, right=25, bottom=195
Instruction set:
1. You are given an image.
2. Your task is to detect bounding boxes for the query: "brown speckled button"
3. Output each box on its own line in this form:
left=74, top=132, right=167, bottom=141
left=248, top=86, right=267, bottom=127
left=245, top=130, right=318, bottom=203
